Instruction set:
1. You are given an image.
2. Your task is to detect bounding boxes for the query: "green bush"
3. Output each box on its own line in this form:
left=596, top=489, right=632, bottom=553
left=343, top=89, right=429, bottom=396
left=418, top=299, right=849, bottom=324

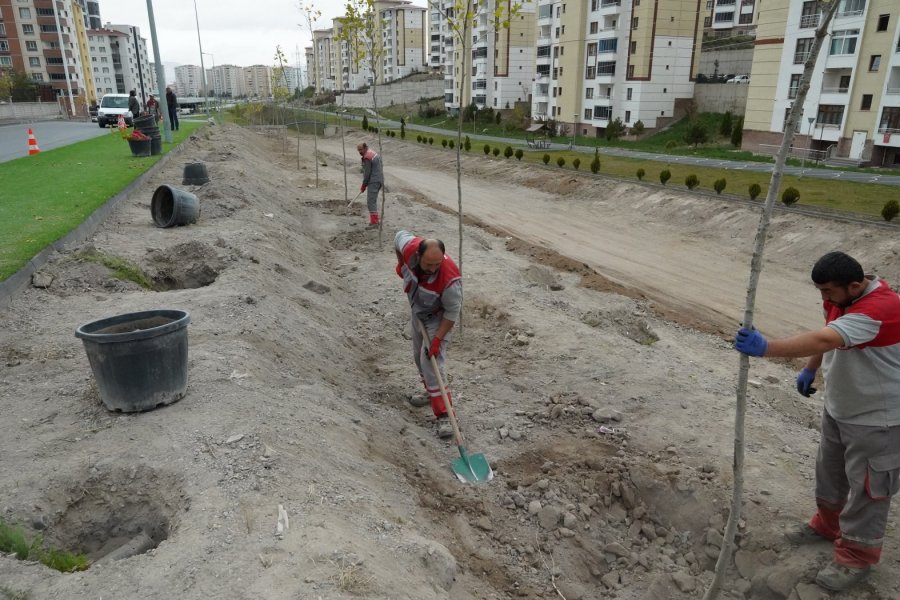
left=714, top=178, right=727, bottom=194
left=449, top=140, right=455, bottom=149
left=495, top=112, right=502, bottom=125
left=484, top=144, right=491, bottom=155
left=685, top=174, right=699, bottom=190
left=428, top=137, right=433, bottom=145
left=556, top=156, right=565, bottom=168
left=400, top=120, right=406, bottom=139
left=515, top=148, right=524, bottom=160
left=631, top=120, right=645, bottom=136
left=781, top=186, right=800, bottom=205
left=492, top=147, right=500, bottom=156
left=660, top=169, right=672, bottom=185
left=504, top=146, right=513, bottom=159
left=590, top=147, right=600, bottom=174
left=543, top=153, right=551, bottom=165
left=685, top=122, right=708, bottom=147
left=720, top=111, right=733, bottom=137
left=636, top=168, right=645, bottom=181
left=881, top=199, right=899, bottom=222
left=362, top=115, right=369, bottom=130
left=748, top=183, right=761, bottom=200
left=464, top=135, right=471, bottom=151
left=442, top=139, right=448, bottom=148
left=731, top=117, right=744, bottom=148
left=572, top=157, right=581, bottom=170
left=665, top=139, right=679, bottom=152
left=416, top=134, right=422, bottom=143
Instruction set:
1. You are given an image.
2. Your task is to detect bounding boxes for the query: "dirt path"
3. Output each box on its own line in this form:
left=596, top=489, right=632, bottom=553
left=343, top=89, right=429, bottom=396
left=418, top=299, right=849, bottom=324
left=1, top=126, right=899, bottom=600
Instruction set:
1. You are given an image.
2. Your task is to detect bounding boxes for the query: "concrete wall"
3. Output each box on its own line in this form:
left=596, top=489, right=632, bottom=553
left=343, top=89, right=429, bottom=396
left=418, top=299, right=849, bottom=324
left=0, top=102, right=62, bottom=121
left=338, top=78, right=445, bottom=109
left=698, top=48, right=754, bottom=78
left=692, top=84, right=748, bottom=116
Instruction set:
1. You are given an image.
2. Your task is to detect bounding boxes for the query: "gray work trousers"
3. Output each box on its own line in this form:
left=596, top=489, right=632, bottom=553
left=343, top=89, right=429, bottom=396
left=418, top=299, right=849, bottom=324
left=366, top=182, right=382, bottom=214
left=411, top=314, right=451, bottom=417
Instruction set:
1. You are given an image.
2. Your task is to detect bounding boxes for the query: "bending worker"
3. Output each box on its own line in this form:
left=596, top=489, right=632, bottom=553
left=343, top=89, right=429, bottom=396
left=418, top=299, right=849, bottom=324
left=357, top=142, right=383, bottom=227
left=394, top=230, right=462, bottom=439
left=734, top=251, right=900, bottom=593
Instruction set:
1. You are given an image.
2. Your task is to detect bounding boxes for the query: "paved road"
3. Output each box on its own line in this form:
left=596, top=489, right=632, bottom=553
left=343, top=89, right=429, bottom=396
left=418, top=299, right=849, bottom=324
left=0, top=120, right=108, bottom=164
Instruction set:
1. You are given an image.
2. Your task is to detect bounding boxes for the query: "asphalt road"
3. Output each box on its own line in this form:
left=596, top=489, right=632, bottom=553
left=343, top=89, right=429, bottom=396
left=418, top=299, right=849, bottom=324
left=0, top=120, right=108, bottom=164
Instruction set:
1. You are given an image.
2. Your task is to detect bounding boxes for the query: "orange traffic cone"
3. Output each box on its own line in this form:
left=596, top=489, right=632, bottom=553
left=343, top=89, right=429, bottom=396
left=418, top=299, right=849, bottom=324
left=27, top=128, right=40, bottom=155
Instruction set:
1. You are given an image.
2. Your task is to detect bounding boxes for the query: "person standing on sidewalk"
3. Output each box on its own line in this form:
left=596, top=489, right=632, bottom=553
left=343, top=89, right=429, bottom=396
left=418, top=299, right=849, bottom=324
left=166, top=87, right=180, bottom=131
left=394, top=230, right=462, bottom=439
left=734, top=251, right=900, bottom=593
left=357, top=142, right=383, bottom=227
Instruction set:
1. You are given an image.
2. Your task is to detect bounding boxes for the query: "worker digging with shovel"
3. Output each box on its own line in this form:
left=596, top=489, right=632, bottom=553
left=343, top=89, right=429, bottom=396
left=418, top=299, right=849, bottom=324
left=394, top=230, right=461, bottom=439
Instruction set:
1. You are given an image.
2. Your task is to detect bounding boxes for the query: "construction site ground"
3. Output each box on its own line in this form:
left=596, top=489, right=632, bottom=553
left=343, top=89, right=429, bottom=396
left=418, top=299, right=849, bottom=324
left=1, top=124, right=899, bottom=600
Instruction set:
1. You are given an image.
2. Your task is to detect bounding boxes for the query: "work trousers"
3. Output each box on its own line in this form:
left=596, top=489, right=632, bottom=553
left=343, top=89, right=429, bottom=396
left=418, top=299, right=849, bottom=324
left=808, top=410, right=900, bottom=568
left=366, top=182, right=382, bottom=215
left=411, top=314, right=452, bottom=417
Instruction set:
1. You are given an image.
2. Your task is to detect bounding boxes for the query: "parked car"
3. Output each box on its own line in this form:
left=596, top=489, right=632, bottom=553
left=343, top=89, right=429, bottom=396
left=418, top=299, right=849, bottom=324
left=97, top=93, right=133, bottom=128
left=726, top=75, right=750, bottom=84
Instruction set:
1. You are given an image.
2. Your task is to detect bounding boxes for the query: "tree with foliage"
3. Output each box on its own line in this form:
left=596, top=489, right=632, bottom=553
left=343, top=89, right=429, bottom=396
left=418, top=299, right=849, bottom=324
left=556, top=156, right=565, bottom=168
left=572, top=157, right=581, bottom=170
left=781, top=187, right=800, bottom=205
left=605, top=117, right=626, bottom=141
left=631, top=120, right=645, bottom=137
left=442, top=139, right=448, bottom=148
left=0, top=70, right=36, bottom=102
left=464, top=135, right=471, bottom=152
left=492, top=147, right=500, bottom=157
left=515, top=148, right=523, bottom=160
left=483, top=144, right=491, bottom=155
left=542, top=153, right=551, bottom=165
left=685, top=174, right=699, bottom=190
left=590, top=148, right=601, bottom=174
left=720, top=111, right=733, bottom=138
left=660, top=169, right=671, bottom=185
left=503, top=146, right=513, bottom=159
left=362, top=114, right=368, bottom=130
left=685, top=122, right=708, bottom=147
left=400, top=117, right=406, bottom=139
left=299, top=4, right=323, bottom=187
left=731, top=117, right=744, bottom=148
left=495, top=112, right=502, bottom=126
left=748, top=183, right=761, bottom=200
left=882, top=199, right=899, bottom=222
left=428, top=0, right=521, bottom=279
left=636, top=168, right=645, bottom=181
left=714, top=178, right=727, bottom=194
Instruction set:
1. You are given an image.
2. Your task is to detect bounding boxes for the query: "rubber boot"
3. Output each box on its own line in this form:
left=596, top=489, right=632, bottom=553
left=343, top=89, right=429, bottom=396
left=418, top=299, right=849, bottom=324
left=368, top=212, right=379, bottom=227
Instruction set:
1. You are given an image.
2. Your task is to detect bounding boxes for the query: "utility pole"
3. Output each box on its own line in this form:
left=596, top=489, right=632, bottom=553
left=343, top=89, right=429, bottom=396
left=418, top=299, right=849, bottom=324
left=145, top=0, right=172, bottom=142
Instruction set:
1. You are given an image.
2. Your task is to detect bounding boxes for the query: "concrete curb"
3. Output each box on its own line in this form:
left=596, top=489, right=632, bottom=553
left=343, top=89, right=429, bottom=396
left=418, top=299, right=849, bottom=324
left=0, top=134, right=196, bottom=308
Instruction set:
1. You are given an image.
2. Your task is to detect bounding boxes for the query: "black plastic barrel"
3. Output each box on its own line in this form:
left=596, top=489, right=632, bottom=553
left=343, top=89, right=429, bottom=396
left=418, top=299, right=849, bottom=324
left=182, top=162, right=210, bottom=185
left=151, top=185, right=200, bottom=228
left=150, top=137, right=162, bottom=156
left=135, top=121, right=162, bottom=156
left=128, top=138, right=151, bottom=157
left=133, top=115, right=155, bottom=129
left=75, top=309, right=191, bottom=413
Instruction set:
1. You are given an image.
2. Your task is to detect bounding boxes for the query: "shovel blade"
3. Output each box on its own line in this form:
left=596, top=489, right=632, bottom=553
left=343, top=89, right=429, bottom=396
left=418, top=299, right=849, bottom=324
left=451, top=452, right=493, bottom=483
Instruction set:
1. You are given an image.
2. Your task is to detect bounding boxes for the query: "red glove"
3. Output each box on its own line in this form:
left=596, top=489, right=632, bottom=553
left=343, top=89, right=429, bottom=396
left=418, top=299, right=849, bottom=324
left=360, top=184, right=367, bottom=192
left=427, top=336, right=443, bottom=358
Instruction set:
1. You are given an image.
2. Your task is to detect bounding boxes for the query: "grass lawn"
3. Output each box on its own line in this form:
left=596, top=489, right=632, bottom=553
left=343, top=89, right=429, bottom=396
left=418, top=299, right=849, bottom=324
left=0, top=121, right=203, bottom=281
left=404, top=135, right=899, bottom=219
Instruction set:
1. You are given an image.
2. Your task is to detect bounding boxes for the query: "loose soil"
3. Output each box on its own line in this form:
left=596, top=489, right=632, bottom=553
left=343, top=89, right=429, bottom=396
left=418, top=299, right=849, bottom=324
left=1, top=125, right=899, bottom=600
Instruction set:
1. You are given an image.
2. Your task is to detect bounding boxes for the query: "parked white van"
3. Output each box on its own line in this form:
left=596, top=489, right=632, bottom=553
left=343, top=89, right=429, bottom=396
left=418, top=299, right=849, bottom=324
left=97, top=93, right=134, bottom=128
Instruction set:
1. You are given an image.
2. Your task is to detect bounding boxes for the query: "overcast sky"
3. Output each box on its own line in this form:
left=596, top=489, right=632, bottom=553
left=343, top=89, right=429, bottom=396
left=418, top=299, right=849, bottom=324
left=101, top=0, right=350, bottom=71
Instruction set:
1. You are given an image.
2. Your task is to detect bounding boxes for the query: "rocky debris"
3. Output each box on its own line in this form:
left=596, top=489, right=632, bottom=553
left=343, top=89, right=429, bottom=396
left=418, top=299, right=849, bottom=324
left=793, top=583, right=827, bottom=600
left=303, top=280, right=331, bottom=294
left=671, top=571, right=696, bottom=593
left=31, top=272, right=53, bottom=288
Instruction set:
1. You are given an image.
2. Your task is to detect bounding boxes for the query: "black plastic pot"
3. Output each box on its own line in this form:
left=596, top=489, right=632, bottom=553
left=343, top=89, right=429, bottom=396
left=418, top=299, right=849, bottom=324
left=128, top=138, right=151, bottom=157
left=151, top=184, right=200, bottom=227
left=150, top=137, right=162, bottom=156
left=182, top=162, right=210, bottom=185
left=75, top=309, right=191, bottom=413
left=133, top=115, right=155, bottom=129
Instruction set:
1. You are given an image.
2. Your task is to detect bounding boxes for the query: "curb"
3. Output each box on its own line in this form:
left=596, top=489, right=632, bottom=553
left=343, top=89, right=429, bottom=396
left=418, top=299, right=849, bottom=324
left=0, top=132, right=197, bottom=308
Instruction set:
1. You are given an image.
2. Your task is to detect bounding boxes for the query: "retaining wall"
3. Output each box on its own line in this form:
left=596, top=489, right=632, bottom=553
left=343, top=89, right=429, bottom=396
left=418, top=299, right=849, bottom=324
left=0, top=102, right=62, bottom=121
left=338, top=78, right=445, bottom=109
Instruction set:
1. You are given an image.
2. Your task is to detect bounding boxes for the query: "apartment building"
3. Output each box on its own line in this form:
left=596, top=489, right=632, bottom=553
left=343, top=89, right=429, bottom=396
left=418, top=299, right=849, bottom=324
left=71, top=0, right=96, bottom=103
left=86, top=24, right=153, bottom=99
left=243, top=64, right=272, bottom=98
left=743, top=0, right=900, bottom=166
left=311, top=28, right=335, bottom=92
left=304, top=45, right=315, bottom=89
left=703, top=0, right=757, bottom=36
left=282, top=65, right=301, bottom=93
left=175, top=64, right=205, bottom=96
left=373, top=0, right=427, bottom=83
left=533, top=0, right=702, bottom=136
left=331, top=16, right=370, bottom=92
left=205, top=64, right=244, bottom=97
left=0, top=0, right=86, bottom=103
left=432, top=0, right=537, bottom=113
left=74, top=0, right=100, bottom=29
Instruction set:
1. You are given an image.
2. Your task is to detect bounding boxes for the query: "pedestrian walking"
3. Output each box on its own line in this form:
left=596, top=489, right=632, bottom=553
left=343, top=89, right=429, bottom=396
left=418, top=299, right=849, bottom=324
left=394, top=230, right=462, bottom=439
left=357, top=142, right=383, bottom=227
left=166, top=87, right=179, bottom=131
left=146, top=94, right=160, bottom=121
left=127, top=89, right=141, bottom=117
left=734, top=251, right=900, bottom=593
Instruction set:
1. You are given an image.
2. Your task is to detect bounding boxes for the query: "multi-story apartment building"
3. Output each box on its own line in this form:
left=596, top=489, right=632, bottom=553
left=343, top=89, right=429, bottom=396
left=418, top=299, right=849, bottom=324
left=175, top=64, right=205, bottom=96
left=703, top=0, right=757, bottom=36
left=206, top=64, right=245, bottom=97
left=533, top=0, right=702, bottom=136
left=743, top=0, right=900, bottom=166
left=71, top=0, right=96, bottom=104
left=304, top=45, right=315, bottom=89
left=311, top=28, right=336, bottom=92
left=373, top=0, right=427, bottom=83
left=243, top=64, right=272, bottom=98
left=432, top=0, right=537, bottom=113
left=89, top=23, right=154, bottom=99
left=281, top=65, right=301, bottom=94
left=331, top=16, right=370, bottom=92
left=74, top=0, right=100, bottom=29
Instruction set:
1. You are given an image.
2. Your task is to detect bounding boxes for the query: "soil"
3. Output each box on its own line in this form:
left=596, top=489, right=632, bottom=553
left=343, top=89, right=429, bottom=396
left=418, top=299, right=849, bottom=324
left=1, top=124, right=899, bottom=600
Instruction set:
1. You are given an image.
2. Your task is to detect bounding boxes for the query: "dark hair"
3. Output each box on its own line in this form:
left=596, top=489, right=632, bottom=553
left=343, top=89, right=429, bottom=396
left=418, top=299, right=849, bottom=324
left=811, top=251, right=864, bottom=286
left=417, top=239, right=445, bottom=257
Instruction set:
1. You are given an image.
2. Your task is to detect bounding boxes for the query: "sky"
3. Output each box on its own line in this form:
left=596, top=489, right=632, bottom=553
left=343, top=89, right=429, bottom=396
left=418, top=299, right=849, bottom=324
left=101, top=0, right=351, bottom=72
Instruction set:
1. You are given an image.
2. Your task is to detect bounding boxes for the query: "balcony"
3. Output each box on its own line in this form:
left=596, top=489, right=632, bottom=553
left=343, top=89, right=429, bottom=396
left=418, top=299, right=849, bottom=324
left=799, top=14, right=820, bottom=29
left=813, top=123, right=842, bottom=142
left=874, top=129, right=900, bottom=148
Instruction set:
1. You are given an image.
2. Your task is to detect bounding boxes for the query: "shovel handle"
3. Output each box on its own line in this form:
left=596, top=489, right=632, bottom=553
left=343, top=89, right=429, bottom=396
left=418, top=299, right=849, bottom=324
left=416, top=319, right=464, bottom=447
left=347, top=190, right=363, bottom=207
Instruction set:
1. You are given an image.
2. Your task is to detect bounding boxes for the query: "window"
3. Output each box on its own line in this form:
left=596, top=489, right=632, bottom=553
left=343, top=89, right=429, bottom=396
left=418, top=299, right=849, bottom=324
left=0, top=56, right=10, bottom=66
left=36, top=7, right=54, bottom=16
left=627, top=64, right=635, bottom=78
left=587, top=43, right=597, bottom=57
left=800, top=1, right=820, bottom=28
left=585, top=65, right=596, bottom=78
left=869, top=55, right=881, bottom=71
left=625, top=110, right=631, bottom=123
left=627, top=87, right=633, bottom=100
left=40, top=24, right=57, bottom=33
left=632, top=17, right=639, bottom=29
left=586, top=88, right=594, bottom=98
left=787, top=74, right=801, bottom=99
left=794, top=38, right=813, bottom=64
left=715, top=12, right=734, bottom=22
left=861, top=94, right=873, bottom=110
left=739, top=12, right=753, bottom=24
left=18, top=7, right=31, bottom=18
left=817, top=104, right=845, bottom=126
left=597, top=61, right=616, bottom=75
left=0, top=40, right=7, bottom=51
left=704, top=17, right=712, bottom=27
left=0, top=23, right=4, bottom=35
left=877, top=14, right=889, bottom=31
left=598, top=39, right=617, bottom=53
left=630, top=40, right=637, bottom=54
left=29, top=57, right=40, bottom=67
left=555, top=27, right=560, bottom=39
left=829, top=29, right=859, bottom=55
left=553, top=46, right=559, bottom=58
left=25, top=41, right=37, bottom=51
left=593, top=106, right=612, bottom=120
left=590, top=22, right=598, bottom=34
left=22, top=24, right=34, bottom=34
left=31, top=73, right=43, bottom=81
left=585, top=109, right=592, bottom=120
left=840, top=0, right=865, bottom=17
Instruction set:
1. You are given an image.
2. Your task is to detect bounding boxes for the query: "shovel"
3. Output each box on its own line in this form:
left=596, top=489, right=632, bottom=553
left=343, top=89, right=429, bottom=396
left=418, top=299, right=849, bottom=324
left=416, top=319, right=493, bottom=483
left=347, top=190, right=363, bottom=208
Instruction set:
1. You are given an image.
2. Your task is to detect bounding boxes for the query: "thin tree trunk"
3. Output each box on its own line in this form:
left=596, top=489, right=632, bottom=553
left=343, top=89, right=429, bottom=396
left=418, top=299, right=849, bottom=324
left=702, top=3, right=840, bottom=598
left=314, top=107, right=319, bottom=188
left=341, top=93, right=348, bottom=203
left=374, top=78, right=386, bottom=244
left=456, top=2, right=472, bottom=280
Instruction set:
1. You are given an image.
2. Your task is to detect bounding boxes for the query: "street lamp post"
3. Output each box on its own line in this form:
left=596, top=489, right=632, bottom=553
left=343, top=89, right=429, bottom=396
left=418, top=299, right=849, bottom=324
left=194, top=0, right=211, bottom=119
left=145, top=0, right=173, bottom=142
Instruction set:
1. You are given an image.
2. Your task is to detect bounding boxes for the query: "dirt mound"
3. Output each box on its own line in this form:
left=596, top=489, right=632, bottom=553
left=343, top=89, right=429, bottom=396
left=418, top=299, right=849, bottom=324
left=145, top=240, right=224, bottom=290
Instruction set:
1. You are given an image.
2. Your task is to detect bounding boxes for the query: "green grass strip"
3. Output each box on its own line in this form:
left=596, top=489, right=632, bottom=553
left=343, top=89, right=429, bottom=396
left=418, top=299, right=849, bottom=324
left=0, top=121, right=203, bottom=281
left=0, top=518, right=88, bottom=573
